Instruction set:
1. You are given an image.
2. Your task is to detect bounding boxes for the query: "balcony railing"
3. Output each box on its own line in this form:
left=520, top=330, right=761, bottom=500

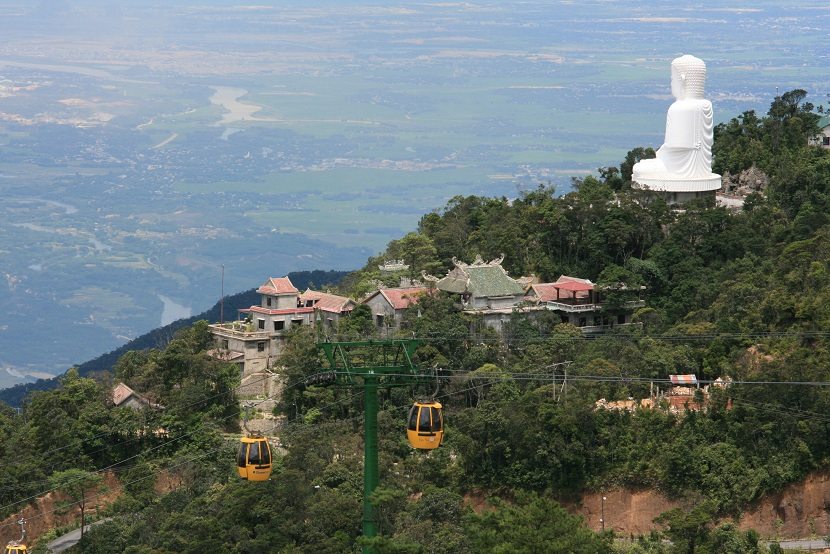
left=545, top=299, right=645, bottom=313
left=545, top=301, right=600, bottom=312
left=209, top=322, right=271, bottom=340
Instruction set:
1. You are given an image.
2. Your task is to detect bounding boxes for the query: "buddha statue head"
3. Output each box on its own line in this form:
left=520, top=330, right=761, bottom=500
left=670, top=55, right=707, bottom=100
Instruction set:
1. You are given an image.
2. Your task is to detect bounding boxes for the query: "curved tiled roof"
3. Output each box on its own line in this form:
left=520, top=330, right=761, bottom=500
left=257, top=276, right=298, bottom=295
left=437, top=264, right=524, bottom=297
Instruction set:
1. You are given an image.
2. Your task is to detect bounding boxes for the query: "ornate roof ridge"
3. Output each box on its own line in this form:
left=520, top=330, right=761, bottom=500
left=453, top=253, right=505, bottom=269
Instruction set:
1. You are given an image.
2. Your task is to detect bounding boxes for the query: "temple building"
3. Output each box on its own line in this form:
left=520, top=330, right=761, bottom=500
left=526, top=276, right=645, bottom=332
left=431, top=255, right=529, bottom=332
left=363, top=286, right=429, bottom=332
left=812, top=114, right=830, bottom=149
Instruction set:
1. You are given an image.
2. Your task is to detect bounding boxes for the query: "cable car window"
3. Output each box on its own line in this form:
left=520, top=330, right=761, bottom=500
left=248, top=441, right=261, bottom=465
left=260, top=440, right=271, bottom=465
left=419, top=406, right=432, bottom=432
left=237, top=443, right=248, bottom=467
left=407, top=405, right=418, bottom=431
left=431, top=407, right=442, bottom=430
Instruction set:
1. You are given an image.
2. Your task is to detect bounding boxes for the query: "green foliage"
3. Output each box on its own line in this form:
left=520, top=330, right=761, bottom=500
left=463, top=492, right=610, bottom=553
left=13, top=90, right=830, bottom=552
left=49, top=468, right=106, bottom=537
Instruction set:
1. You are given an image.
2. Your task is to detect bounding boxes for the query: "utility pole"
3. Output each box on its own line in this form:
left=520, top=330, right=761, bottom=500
left=546, top=361, right=572, bottom=402
left=362, top=373, right=378, bottom=540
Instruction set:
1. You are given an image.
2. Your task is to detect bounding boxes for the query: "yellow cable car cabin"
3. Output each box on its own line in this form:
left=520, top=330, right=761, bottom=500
left=237, top=436, right=272, bottom=481
left=407, top=401, right=444, bottom=450
left=5, top=543, right=26, bottom=554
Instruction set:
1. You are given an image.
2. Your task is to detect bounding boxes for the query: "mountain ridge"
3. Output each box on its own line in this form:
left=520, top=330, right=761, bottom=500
left=0, top=269, right=349, bottom=408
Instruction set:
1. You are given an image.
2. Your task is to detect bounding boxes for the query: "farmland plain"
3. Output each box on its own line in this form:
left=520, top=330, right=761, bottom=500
left=0, top=0, right=828, bottom=386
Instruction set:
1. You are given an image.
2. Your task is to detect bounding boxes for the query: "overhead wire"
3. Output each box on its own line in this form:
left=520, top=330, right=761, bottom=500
left=0, top=370, right=283, bottom=495
left=325, top=330, right=830, bottom=344
left=0, top=370, right=336, bottom=516
left=6, top=330, right=830, bottom=525
left=6, top=366, right=830, bottom=531
left=0, top=388, right=364, bottom=532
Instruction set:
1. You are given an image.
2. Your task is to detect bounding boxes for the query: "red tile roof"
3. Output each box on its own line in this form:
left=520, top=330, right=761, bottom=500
left=300, top=290, right=355, bottom=314
left=257, top=276, right=298, bottom=295
left=552, top=281, right=593, bottom=292
left=381, top=287, right=428, bottom=310
left=243, top=306, right=314, bottom=316
left=553, top=275, right=594, bottom=292
left=112, top=382, right=136, bottom=406
left=527, top=283, right=562, bottom=302
left=526, top=277, right=594, bottom=302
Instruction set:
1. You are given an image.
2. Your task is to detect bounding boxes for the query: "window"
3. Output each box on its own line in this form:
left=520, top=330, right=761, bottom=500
left=257, top=341, right=265, bottom=352
left=257, top=319, right=265, bottom=330
left=266, top=297, right=272, bottom=307
left=237, top=443, right=248, bottom=467
left=419, top=406, right=432, bottom=432
left=376, top=314, right=384, bottom=327
left=248, top=441, right=261, bottom=465
left=292, top=318, right=304, bottom=326
left=274, top=320, right=284, bottom=331
left=824, top=136, right=830, bottom=146
left=407, top=405, right=418, bottom=431
left=617, top=314, right=626, bottom=324
left=431, top=407, right=442, bottom=431
left=221, top=339, right=229, bottom=349
left=578, top=317, right=587, bottom=327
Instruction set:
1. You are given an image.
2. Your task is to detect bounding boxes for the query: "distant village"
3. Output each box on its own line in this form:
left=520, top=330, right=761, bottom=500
left=203, top=255, right=646, bottom=399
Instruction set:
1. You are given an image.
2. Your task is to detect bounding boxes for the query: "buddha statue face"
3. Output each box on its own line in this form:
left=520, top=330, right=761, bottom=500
left=670, top=55, right=707, bottom=100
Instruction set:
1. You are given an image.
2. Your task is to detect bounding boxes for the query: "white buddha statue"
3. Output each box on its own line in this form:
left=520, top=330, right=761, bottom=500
left=632, top=55, right=721, bottom=196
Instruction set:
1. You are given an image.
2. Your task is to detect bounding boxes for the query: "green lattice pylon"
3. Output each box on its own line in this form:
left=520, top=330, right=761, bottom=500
left=317, top=339, right=425, bottom=553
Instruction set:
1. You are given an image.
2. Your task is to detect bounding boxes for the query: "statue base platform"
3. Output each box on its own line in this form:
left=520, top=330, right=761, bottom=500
left=633, top=174, right=722, bottom=193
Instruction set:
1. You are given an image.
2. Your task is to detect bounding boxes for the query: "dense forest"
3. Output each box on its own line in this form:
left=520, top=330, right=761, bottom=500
left=2, top=91, right=830, bottom=553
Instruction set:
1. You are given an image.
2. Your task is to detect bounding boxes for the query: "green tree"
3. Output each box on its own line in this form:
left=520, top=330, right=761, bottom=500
left=654, top=501, right=716, bottom=554
left=49, top=469, right=105, bottom=538
left=385, top=232, right=442, bottom=280
left=464, top=492, right=610, bottom=553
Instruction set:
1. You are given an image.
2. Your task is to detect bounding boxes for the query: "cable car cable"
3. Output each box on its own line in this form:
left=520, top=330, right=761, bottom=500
left=0, top=370, right=343, bottom=515
left=0, top=389, right=363, bottom=532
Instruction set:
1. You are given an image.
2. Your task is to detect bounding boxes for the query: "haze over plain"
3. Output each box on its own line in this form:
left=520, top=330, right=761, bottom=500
left=0, top=0, right=828, bottom=387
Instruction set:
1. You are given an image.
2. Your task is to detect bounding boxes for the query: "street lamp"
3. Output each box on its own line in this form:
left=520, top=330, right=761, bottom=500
left=601, top=495, right=606, bottom=532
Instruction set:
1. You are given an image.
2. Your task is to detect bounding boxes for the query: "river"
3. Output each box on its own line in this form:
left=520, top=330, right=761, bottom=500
left=209, top=85, right=277, bottom=125
left=158, top=294, right=192, bottom=326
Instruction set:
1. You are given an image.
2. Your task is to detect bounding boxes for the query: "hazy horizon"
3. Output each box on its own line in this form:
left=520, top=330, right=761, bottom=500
left=1, top=0, right=828, bottom=388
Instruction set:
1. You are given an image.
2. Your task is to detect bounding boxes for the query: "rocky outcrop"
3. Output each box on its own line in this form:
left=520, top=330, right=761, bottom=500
left=721, top=165, right=769, bottom=196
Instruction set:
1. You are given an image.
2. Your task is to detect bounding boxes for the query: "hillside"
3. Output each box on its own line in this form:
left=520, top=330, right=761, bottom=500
left=1, top=91, right=829, bottom=553
left=0, top=269, right=348, bottom=408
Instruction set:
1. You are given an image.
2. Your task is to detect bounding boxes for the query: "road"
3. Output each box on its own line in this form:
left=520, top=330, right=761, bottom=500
left=769, top=538, right=830, bottom=551
left=47, top=518, right=111, bottom=553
